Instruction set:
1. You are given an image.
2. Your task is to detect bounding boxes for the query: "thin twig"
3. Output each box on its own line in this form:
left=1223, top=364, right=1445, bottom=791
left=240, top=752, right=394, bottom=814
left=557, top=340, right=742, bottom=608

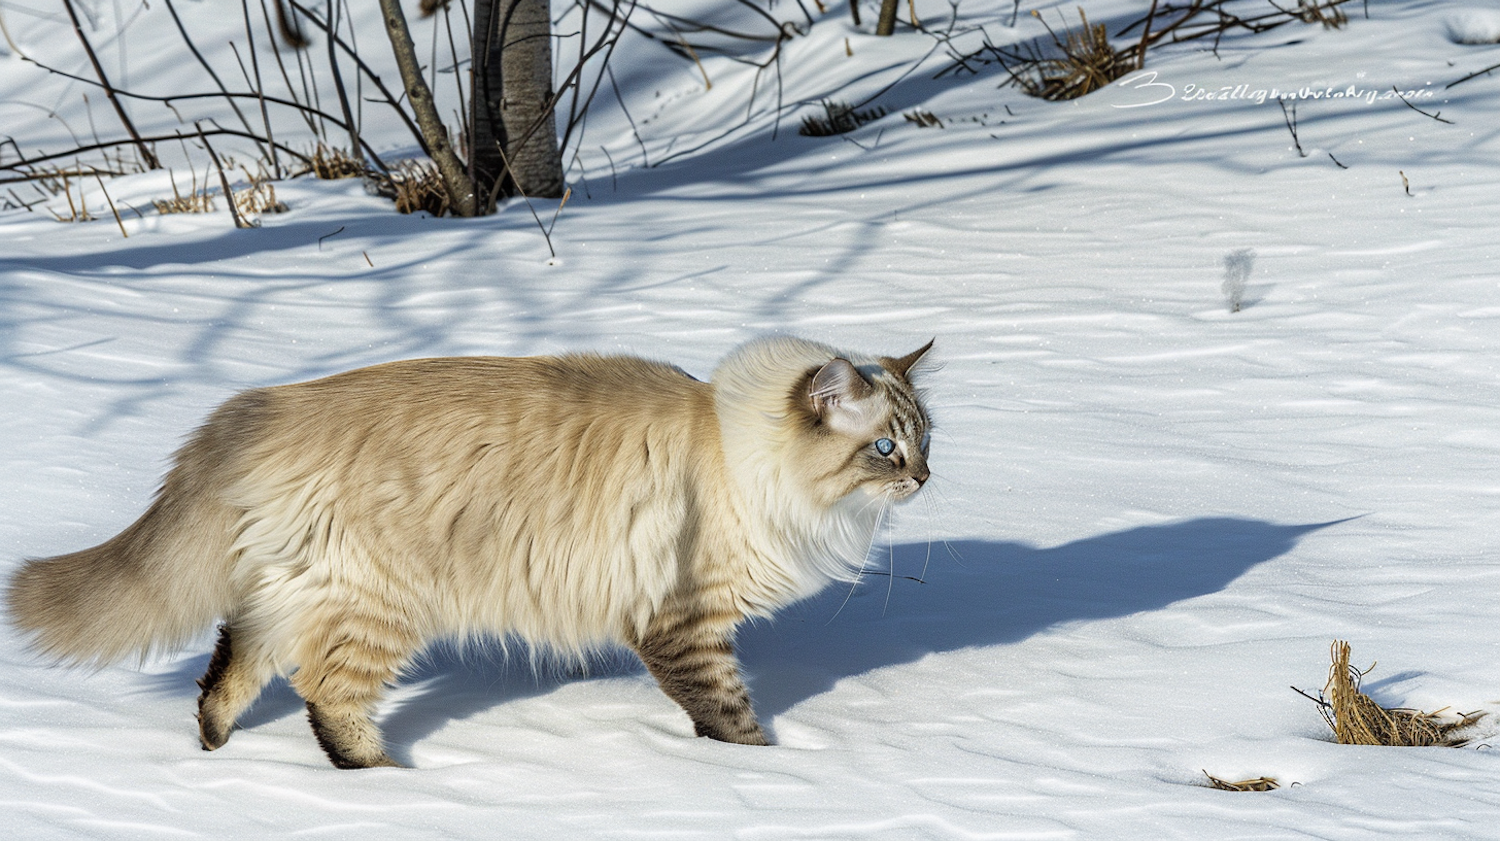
left=0, top=4, right=28, bottom=60
left=325, top=0, right=364, bottom=162
left=1136, top=0, right=1159, bottom=70
left=60, top=0, right=159, bottom=169
left=239, top=0, right=281, bottom=177
left=284, top=0, right=424, bottom=155
left=1278, top=98, right=1305, bottom=157
left=1, top=129, right=312, bottom=178
left=559, top=0, right=637, bottom=154
left=196, top=124, right=253, bottom=229
left=546, top=185, right=572, bottom=236
left=493, top=140, right=556, bottom=257
left=1391, top=86, right=1454, bottom=124
left=91, top=170, right=128, bottom=238
left=440, top=2, right=468, bottom=137
left=258, top=0, right=319, bottom=136
left=1446, top=61, right=1500, bottom=90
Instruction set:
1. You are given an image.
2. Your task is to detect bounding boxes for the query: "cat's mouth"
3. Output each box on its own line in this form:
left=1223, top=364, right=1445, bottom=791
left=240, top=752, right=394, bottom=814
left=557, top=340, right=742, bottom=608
left=886, top=476, right=927, bottom=501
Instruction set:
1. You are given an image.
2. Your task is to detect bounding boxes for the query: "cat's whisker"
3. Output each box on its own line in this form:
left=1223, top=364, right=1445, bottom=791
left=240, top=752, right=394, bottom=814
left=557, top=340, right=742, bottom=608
left=825, top=559, right=870, bottom=626
left=916, top=474, right=942, bottom=585
left=825, top=491, right=895, bottom=625
left=882, top=494, right=899, bottom=617
left=943, top=536, right=969, bottom=568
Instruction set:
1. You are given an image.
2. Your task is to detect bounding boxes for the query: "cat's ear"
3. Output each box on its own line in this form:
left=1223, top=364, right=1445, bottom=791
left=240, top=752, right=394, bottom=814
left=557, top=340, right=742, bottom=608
left=809, top=358, right=875, bottom=431
left=882, top=339, right=934, bottom=380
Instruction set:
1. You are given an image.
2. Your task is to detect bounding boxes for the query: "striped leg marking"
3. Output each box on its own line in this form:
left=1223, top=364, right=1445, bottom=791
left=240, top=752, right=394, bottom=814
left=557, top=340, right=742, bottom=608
left=633, top=618, right=768, bottom=746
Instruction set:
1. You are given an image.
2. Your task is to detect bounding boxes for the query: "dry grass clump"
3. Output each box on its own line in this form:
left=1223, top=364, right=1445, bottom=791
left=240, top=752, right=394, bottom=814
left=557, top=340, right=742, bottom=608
left=305, top=143, right=369, bottom=180
left=1292, top=0, right=1347, bottom=29
left=234, top=173, right=289, bottom=217
left=1304, top=641, right=1483, bottom=747
left=46, top=170, right=98, bottom=222
left=904, top=109, right=943, bottom=128
left=1002, top=8, right=1132, bottom=102
left=1203, top=772, right=1279, bottom=792
left=384, top=159, right=450, bottom=216
left=153, top=165, right=287, bottom=219
left=798, top=100, right=888, bottom=136
left=943, top=0, right=1359, bottom=101
left=153, top=166, right=215, bottom=215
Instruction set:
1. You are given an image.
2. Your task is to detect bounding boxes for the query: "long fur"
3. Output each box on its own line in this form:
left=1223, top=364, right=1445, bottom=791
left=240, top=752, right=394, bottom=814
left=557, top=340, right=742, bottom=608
left=7, top=335, right=933, bottom=766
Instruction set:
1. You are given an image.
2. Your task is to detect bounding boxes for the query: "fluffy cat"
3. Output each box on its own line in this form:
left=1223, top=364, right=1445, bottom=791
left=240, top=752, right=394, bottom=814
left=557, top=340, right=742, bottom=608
left=7, top=335, right=933, bottom=768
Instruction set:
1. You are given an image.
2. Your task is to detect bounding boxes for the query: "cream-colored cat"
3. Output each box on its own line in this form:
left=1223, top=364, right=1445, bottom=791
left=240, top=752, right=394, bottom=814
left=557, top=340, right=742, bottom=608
left=7, top=336, right=933, bottom=768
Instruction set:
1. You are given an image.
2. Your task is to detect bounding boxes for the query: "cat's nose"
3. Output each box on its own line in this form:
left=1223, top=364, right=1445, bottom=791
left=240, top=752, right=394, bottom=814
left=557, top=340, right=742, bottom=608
left=913, top=468, right=929, bottom=486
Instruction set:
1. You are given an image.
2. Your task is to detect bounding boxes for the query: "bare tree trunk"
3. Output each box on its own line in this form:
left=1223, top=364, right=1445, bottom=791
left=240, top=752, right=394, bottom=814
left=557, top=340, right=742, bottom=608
left=875, top=0, right=898, bottom=35
left=378, top=0, right=479, bottom=216
left=469, top=0, right=509, bottom=207
left=471, top=0, right=564, bottom=207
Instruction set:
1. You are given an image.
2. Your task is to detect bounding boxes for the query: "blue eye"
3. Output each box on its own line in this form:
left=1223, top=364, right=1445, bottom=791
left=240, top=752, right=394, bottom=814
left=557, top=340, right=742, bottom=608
left=875, top=438, right=896, bottom=456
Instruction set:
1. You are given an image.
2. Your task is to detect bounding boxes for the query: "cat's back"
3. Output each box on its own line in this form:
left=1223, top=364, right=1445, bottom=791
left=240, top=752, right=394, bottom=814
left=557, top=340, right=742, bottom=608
left=229, top=353, right=720, bottom=524
left=240, top=353, right=712, bottom=449
left=269, top=353, right=704, bottom=411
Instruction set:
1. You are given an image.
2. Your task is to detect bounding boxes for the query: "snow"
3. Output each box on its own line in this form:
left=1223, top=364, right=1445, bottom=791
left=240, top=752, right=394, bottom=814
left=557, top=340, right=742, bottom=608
left=4, top=0, right=1500, bottom=837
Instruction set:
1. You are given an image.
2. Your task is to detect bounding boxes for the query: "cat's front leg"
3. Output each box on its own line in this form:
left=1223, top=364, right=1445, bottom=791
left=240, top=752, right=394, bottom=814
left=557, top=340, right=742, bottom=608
left=631, top=612, right=768, bottom=746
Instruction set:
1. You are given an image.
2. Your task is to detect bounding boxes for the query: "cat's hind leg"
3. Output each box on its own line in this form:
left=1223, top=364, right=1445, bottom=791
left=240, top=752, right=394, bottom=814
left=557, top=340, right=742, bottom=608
left=196, top=623, right=277, bottom=751
left=631, top=611, right=768, bottom=746
left=289, top=607, right=416, bottom=769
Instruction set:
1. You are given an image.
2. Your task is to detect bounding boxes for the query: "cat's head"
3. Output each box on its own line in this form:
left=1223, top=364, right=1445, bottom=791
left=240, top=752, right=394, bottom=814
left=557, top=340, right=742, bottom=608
left=793, top=340, right=934, bottom=506
left=713, top=336, right=935, bottom=516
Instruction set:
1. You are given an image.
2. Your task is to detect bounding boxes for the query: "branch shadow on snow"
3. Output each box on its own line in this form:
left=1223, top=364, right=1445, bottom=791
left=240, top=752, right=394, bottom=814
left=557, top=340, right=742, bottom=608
left=153, top=515, right=1342, bottom=763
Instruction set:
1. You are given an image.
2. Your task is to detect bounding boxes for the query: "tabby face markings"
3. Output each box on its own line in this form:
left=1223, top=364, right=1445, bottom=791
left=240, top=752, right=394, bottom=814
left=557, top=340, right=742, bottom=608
left=801, top=348, right=932, bottom=504
left=859, top=381, right=931, bottom=501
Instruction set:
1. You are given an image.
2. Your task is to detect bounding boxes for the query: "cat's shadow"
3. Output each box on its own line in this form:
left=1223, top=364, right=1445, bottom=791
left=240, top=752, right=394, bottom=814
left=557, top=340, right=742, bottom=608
left=156, top=516, right=1346, bottom=760
left=740, top=516, right=1347, bottom=719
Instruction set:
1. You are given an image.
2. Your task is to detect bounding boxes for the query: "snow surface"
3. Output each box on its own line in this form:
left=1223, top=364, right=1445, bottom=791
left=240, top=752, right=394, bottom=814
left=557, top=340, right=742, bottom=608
left=4, top=0, right=1500, bottom=837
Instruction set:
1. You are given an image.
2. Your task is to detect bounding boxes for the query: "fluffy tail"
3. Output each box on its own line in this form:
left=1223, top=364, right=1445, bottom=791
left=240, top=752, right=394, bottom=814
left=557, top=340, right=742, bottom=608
left=7, top=394, right=264, bottom=666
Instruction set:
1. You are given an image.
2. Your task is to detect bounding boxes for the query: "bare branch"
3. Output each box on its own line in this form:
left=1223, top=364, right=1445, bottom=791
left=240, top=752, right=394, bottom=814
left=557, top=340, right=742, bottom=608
left=17, top=56, right=389, bottom=169
left=0, top=128, right=313, bottom=179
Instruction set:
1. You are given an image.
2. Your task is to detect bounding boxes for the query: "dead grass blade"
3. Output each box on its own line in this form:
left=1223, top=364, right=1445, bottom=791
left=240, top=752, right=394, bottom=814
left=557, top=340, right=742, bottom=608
left=1203, top=771, right=1279, bottom=792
